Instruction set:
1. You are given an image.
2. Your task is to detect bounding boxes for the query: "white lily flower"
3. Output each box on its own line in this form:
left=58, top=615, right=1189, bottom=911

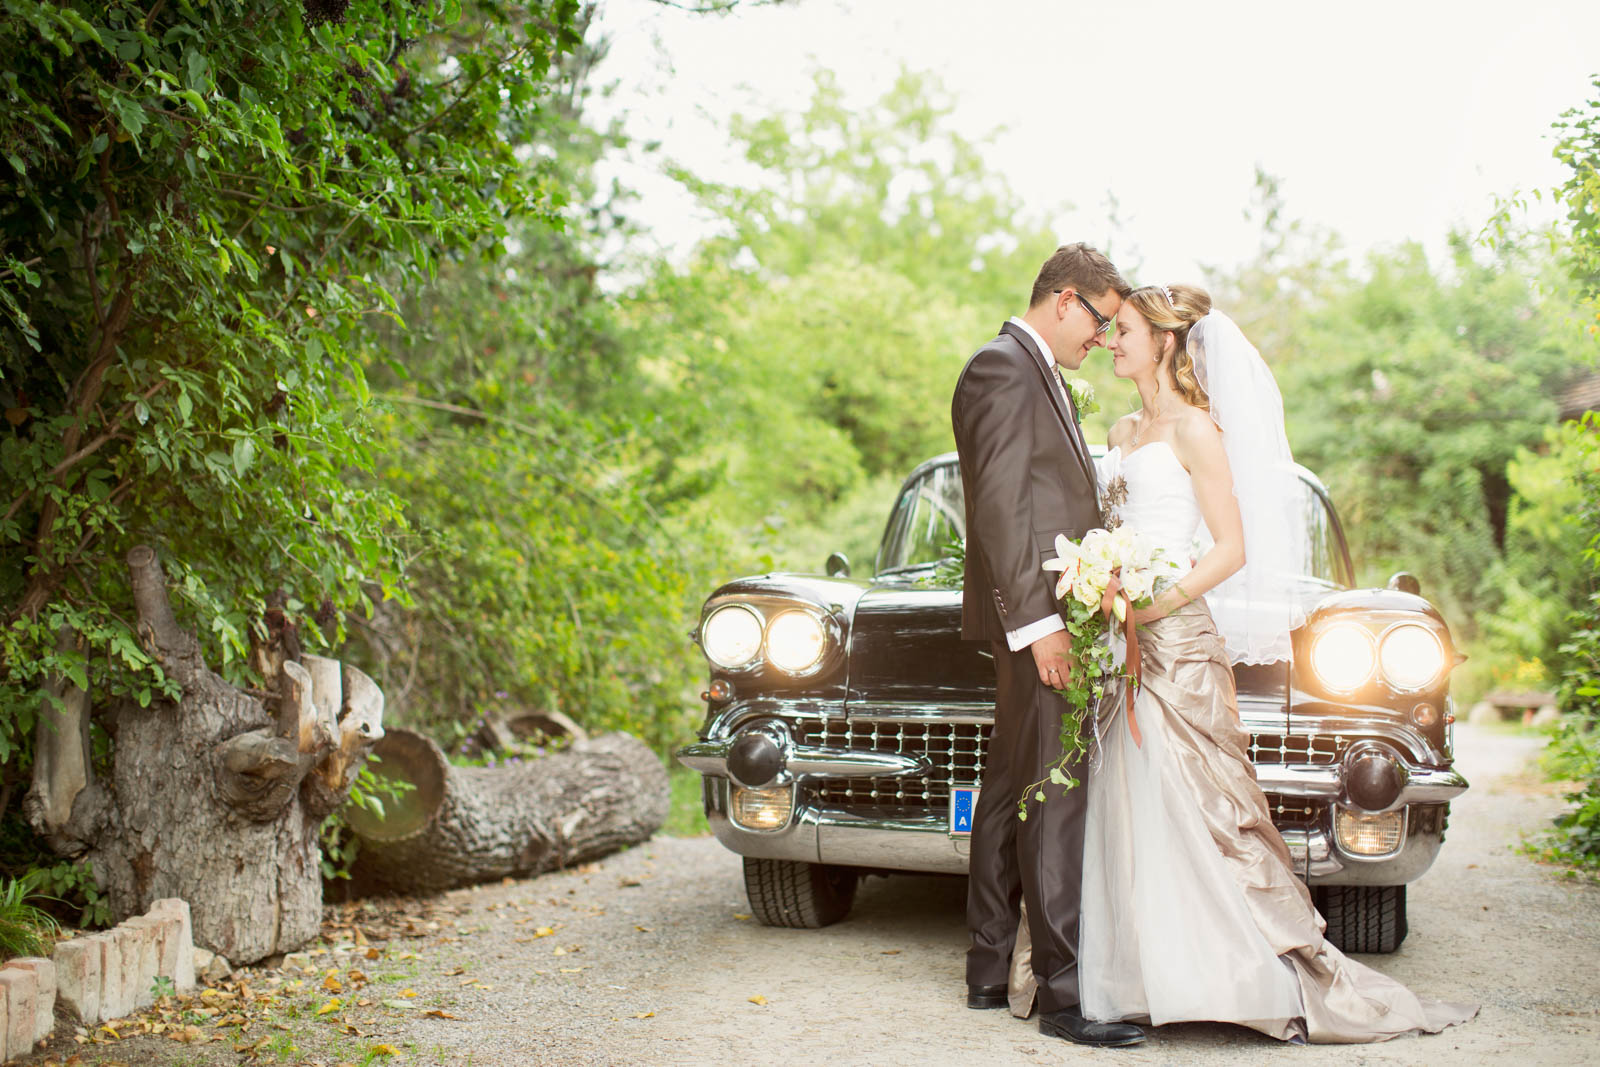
left=1121, top=567, right=1155, bottom=603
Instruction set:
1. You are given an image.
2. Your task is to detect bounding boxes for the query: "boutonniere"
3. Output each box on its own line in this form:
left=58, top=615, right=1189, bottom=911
left=1065, top=377, right=1099, bottom=419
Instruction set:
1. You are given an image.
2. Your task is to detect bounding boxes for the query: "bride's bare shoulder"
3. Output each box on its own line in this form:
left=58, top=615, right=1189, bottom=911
left=1174, top=404, right=1221, bottom=441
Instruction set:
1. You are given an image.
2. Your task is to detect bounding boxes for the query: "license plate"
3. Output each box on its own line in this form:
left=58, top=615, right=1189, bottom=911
left=949, top=786, right=979, bottom=836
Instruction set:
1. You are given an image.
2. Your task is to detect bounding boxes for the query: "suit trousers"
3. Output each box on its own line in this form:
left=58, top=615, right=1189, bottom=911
left=966, top=639, right=1089, bottom=1014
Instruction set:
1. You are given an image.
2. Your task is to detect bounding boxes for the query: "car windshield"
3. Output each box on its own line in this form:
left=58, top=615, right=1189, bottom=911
left=877, top=462, right=965, bottom=573
left=876, top=459, right=1352, bottom=588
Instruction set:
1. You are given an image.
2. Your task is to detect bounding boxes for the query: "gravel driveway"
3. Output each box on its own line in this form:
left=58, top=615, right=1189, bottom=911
left=41, top=724, right=1600, bottom=1066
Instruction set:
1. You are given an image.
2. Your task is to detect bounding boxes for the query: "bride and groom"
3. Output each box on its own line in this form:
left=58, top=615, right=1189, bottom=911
left=949, top=243, right=1476, bottom=1047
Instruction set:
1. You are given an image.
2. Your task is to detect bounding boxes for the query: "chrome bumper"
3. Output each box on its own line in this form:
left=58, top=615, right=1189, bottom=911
left=704, top=777, right=972, bottom=875
left=1254, top=761, right=1468, bottom=811
left=696, top=774, right=1461, bottom=886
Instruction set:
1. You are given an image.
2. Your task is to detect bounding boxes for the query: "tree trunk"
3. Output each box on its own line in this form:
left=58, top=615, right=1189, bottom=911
left=345, top=728, right=668, bottom=894
left=24, top=546, right=384, bottom=964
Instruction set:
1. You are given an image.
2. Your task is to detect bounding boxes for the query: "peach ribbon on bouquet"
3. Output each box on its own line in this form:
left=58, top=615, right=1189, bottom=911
left=1099, top=570, right=1143, bottom=748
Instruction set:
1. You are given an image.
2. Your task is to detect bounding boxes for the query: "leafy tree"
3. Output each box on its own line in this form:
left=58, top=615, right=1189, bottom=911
left=1533, top=75, right=1600, bottom=872
left=640, top=71, right=1088, bottom=574
left=1554, top=75, right=1600, bottom=297
left=1214, top=231, right=1592, bottom=630
left=0, top=0, right=581, bottom=820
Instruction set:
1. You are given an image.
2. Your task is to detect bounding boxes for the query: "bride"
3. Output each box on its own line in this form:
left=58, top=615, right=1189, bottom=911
left=1008, top=283, right=1476, bottom=1043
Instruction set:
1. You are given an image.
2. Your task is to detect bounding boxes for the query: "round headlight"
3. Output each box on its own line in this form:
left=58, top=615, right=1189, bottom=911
left=702, top=605, right=763, bottom=669
left=1310, top=623, right=1376, bottom=692
left=765, top=610, right=827, bottom=674
left=1379, top=623, right=1445, bottom=691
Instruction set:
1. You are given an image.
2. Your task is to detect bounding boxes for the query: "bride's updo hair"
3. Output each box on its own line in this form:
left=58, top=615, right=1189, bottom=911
left=1126, top=283, right=1213, bottom=411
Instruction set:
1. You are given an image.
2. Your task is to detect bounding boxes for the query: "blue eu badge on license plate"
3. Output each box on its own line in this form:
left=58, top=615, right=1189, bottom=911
left=949, top=787, right=978, bottom=836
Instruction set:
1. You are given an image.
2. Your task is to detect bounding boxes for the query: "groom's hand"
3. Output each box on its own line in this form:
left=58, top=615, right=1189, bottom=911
left=1029, top=629, right=1077, bottom=690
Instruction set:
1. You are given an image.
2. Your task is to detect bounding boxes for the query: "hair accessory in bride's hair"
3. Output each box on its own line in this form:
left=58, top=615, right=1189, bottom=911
left=1159, top=284, right=1175, bottom=305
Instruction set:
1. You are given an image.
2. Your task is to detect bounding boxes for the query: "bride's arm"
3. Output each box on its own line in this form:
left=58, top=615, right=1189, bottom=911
left=1132, top=411, right=1246, bottom=624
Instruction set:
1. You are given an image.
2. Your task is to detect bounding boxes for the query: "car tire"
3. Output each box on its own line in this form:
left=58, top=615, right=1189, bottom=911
left=1314, top=885, right=1408, bottom=953
left=742, top=857, right=858, bottom=928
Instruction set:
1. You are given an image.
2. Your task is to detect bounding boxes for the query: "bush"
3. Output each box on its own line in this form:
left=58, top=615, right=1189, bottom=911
left=1529, top=412, right=1600, bottom=873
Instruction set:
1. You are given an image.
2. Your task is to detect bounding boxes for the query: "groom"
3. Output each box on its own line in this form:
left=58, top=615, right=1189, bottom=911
left=950, top=243, right=1142, bottom=1047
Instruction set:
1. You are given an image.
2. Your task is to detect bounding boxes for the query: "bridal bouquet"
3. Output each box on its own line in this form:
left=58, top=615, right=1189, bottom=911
left=1018, top=527, right=1167, bottom=820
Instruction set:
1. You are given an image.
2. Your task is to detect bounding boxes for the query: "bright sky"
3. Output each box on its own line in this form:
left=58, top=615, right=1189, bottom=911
left=589, top=0, right=1600, bottom=286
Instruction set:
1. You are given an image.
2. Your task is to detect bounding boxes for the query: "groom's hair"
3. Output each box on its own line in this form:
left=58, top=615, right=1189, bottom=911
left=1029, top=243, right=1131, bottom=307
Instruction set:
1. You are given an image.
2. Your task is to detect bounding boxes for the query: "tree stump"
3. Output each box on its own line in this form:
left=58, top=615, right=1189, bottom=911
left=23, top=546, right=384, bottom=964
left=344, top=728, right=668, bottom=894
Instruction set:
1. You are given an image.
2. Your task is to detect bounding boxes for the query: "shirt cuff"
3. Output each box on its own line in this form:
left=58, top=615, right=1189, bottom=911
left=1005, top=613, right=1065, bottom=652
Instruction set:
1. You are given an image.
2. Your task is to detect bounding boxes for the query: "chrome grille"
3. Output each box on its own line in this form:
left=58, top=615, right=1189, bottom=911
left=790, top=717, right=990, bottom=812
left=1248, top=732, right=1343, bottom=765
left=784, top=717, right=1349, bottom=820
left=1262, top=793, right=1325, bottom=828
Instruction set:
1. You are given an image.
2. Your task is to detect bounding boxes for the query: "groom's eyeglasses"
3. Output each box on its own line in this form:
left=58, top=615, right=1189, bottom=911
left=1055, top=289, right=1113, bottom=337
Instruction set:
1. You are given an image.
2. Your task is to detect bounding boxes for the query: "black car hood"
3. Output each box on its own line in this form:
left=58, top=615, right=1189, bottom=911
left=845, top=580, right=995, bottom=706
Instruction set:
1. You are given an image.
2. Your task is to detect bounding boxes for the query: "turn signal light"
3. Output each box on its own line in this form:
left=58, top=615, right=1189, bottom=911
left=1334, top=807, right=1404, bottom=857
left=731, top=784, right=794, bottom=831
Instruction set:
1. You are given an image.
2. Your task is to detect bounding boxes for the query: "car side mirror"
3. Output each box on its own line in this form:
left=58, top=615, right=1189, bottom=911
left=1387, top=572, right=1422, bottom=595
left=825, top=552, right=851, bottom=578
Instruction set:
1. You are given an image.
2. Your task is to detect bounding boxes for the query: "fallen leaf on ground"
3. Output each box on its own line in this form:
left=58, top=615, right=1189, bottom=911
left=633, top=1011, right=655, bottom=1019
left=748, top=995, right=768, bottom=1006
left=733, top=913, right=751, bottom=921
left=424, top=1009, right=461, bottom=1019
left=316, top=999, right=342, bottom=1016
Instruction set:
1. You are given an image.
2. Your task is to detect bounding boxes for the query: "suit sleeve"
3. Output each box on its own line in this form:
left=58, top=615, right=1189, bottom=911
left=954, top=348, right=1060, bottom=638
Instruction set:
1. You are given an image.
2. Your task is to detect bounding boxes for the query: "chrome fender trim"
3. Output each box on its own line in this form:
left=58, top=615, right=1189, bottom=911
left=677, top=738, right=930, bottom=780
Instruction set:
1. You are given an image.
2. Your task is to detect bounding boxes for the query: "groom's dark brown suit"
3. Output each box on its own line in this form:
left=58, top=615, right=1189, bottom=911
left=952, top=320, right=1102, bottom=1014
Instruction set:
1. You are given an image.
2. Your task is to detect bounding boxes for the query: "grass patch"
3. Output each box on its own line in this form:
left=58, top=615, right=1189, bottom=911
left=0, top=875, right=60, bottom=959
left=663, top=766, right=711, bottom=837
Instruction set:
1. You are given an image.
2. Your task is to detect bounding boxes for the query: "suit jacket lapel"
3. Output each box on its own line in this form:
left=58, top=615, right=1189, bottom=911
left=999, top=322, right=1097, bottom=488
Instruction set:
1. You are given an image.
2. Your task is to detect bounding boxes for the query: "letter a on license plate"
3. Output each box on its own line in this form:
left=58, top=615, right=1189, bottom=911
left=949, top=787, right=978, bottom=836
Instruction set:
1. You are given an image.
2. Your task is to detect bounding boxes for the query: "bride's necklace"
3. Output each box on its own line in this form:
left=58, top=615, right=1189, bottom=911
left=1131, top=404, right=1161, bottom=449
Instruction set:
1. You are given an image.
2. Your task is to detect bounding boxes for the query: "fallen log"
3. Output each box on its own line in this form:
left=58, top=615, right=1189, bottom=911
left=345, top=728, right=669, bottom=894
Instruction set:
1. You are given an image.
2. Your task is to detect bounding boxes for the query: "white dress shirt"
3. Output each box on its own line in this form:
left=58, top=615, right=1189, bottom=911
left=1002, top=316, right=1071, bottom=653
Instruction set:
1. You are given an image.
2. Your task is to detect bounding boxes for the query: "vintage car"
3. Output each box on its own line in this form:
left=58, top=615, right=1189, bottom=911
left=677, top=451, right=1468, bottom=953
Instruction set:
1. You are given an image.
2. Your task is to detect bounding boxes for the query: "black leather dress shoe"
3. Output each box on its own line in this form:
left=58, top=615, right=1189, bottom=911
left=966, top=983, right=1008, bottom=1009
left=1038, top=1009, right=1146, bottom=1047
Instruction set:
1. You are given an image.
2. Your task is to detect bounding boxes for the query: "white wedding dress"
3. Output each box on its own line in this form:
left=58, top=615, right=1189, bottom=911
left=1012, top=441, right=1476, bottom=1043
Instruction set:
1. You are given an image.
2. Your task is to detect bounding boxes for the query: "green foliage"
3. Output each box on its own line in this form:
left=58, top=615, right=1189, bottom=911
left=320, top=756, right=415, bottom=882
left=663, top=766, right=711, bottom=838
left=333, top=28, right=722, bottom=751
left=19, top=857, right=112, bottom=928
left=1, top=0, right=584, bottom=735
left=0, top=873, right=61, bottom=959
left=1554, top=75, right=1600, bottom=297
left=1526, top=413, right=1600, bottom=872
left=640, top=72, right=1055, bottom=578
left=678, top=69, right=1062, bottom=318
left=1266, top=238, right=1586, bottom=629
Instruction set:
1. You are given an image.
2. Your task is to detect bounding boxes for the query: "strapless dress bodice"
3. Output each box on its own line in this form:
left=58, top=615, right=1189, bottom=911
left=1097, top=441, right=1202, bottom=570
